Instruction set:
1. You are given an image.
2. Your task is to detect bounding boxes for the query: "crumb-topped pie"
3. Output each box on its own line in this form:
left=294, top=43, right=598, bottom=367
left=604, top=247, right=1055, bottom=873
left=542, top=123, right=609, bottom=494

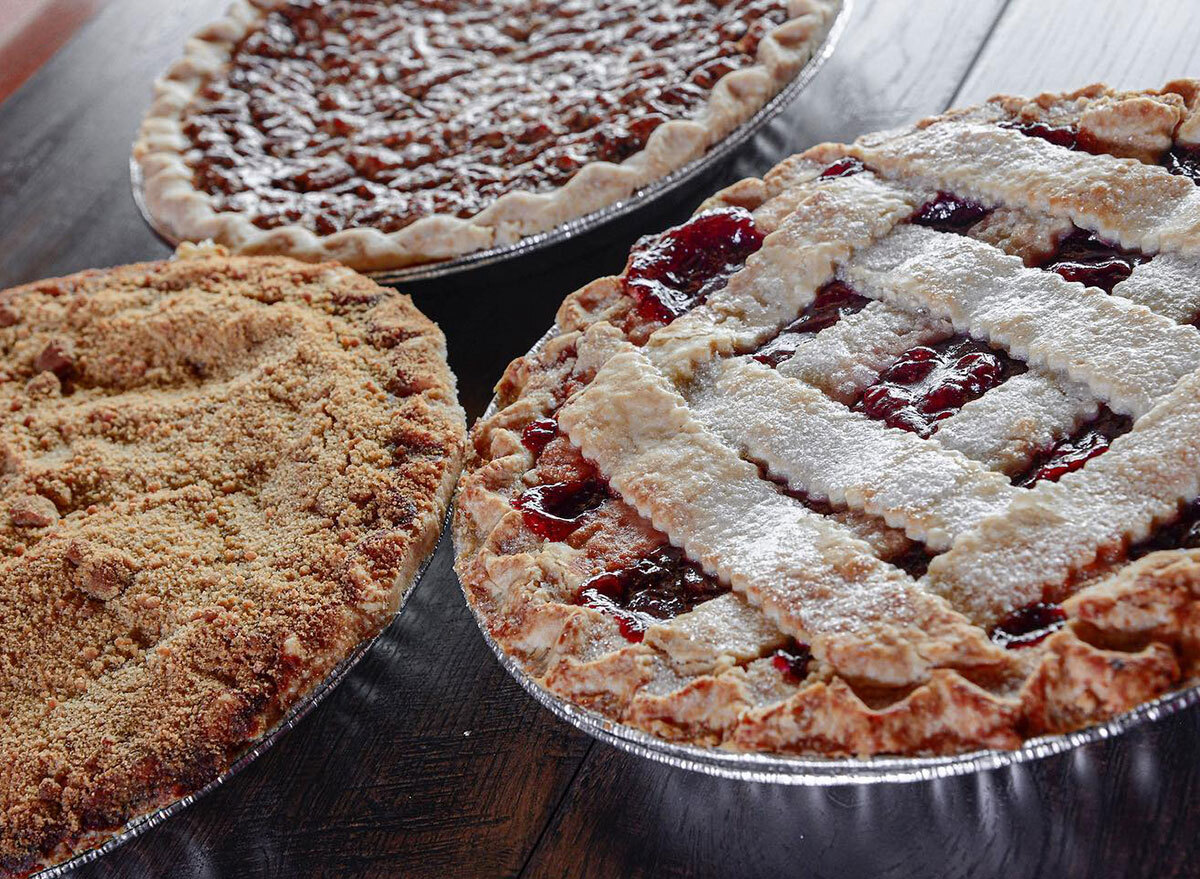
left=454, top=81, right=1200, bottom=757
left=0, top=249, right=464, bottom=874
left=133, top=0, right=840, bottom=271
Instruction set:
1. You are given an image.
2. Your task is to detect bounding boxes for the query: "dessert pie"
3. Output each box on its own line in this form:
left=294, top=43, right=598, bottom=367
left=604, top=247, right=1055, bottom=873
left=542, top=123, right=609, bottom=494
left=133, top=0, right=840, bottom=271
left=454, top=81, right=1200, bottom=757
left=0, top=248, right=464, bottom=874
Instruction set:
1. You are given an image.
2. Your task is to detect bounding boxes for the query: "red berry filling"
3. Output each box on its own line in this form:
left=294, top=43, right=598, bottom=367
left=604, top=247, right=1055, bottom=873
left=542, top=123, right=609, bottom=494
left=752, top=280, right=870, bottom=367
left=1163, top=145, right=1200, bottom=184
left=855, top=336, right=1025, bottom=437
left=623, top=207, right=764, bottom=324
left=521, top=417, right=559, bottom=455
left=991, top=602, right=1068, bottom=649
left=1014, top=408, right=1132, bottom=487
left=910, top=192, right=992, bottom=233
left=1039, top=226, right=1149, bottom=294
left=515, top=479, right=610, bottom=542
left=888, top=544, right=938, bottom=579
left=579, top=545, right=727, bottom=642
left=818, top=157, right=867, bottom=179
left=1002, top=120, right=1101, bottom=153
left=771, top=639, right=812, bottom=681
left=1130, top=498, right=1200, bottom=559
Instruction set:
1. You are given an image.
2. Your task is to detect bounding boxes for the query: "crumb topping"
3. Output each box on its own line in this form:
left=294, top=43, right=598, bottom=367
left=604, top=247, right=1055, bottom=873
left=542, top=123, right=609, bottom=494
left=0, top=253, right=463, bottom=873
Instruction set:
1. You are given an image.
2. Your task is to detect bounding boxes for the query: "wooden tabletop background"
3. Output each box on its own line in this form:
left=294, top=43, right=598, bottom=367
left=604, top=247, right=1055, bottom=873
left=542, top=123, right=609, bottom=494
left=4, top=1, right=1200, bottom=877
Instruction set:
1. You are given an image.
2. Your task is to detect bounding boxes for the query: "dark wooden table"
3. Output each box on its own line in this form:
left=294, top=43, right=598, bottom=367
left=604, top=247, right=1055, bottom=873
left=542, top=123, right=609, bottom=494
left=4, top=1, right=1200, bottom=876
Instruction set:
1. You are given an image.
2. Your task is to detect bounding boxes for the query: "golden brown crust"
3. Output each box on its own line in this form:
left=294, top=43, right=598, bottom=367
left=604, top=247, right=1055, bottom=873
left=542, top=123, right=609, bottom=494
left=454, top=81, right=1200, bottom=760
left=0, top=252, right=464, bottom=874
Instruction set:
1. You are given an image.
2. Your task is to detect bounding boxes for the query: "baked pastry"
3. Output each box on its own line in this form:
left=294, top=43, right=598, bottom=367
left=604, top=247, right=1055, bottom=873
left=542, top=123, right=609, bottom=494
left=0, top=249, right=464, bottom=875
left=454, top=81, right=1200, bottom=758
left=133, top=0, right=841, bottom=271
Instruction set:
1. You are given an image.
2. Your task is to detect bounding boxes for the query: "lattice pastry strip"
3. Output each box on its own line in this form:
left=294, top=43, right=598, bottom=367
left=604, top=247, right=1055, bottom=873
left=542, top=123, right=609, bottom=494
left=559, top=347, right=1004, bottom=686
left=932, top=372, right=1100, bottom=475
left=846, top=121, right=1200, bottom=254
left=643, top=592, right=788, bottom=676
left=698, top=156, right=827, bottom=233
left=927, top=366, right=1200, bottom=624
left=843, top=224, right=1200, bottom=417
left=883, top=242, right=1199, bottom=474
left=1112, top=252, right=1200, bottom=322
left=775, top=299, right=954, bottom=403
left=921, top=224, right=1200, bottom=474
left=646, top=174, right=919, bottom=381
left=794, top=120, right=1200, bottom=475
left=693, top=357, right=1018, bottom=551
left=710, top=169, right=1199, bottom=479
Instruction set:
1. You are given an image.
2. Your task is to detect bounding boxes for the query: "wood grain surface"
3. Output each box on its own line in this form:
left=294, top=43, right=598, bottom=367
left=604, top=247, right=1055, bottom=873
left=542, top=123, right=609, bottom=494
left=954, top=0, right=1200, bottom=105
left=1, top=1, right=1199, bottom=877
left=0, top=0, right=107, bottom=103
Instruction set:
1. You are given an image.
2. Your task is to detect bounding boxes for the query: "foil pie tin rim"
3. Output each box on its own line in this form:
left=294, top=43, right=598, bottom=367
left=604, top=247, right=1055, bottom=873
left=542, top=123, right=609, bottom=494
left=130, top=0, right=852, bottom=285
left=459, top=326, right=1200, bottom=786
left=29, top=524, right=447, bottom=878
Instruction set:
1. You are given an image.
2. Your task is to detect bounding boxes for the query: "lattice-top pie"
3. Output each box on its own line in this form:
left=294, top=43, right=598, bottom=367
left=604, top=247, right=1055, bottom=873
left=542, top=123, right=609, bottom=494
left=454, top=81, right=1200, bottom=757
left=133, top=0, right=839, bottom=271
left=0, top=249, right=464, bottom=874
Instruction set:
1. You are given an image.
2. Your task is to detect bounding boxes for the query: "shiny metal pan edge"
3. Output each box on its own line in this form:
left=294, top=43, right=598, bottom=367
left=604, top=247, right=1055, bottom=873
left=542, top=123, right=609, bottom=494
left=29, top=525, right=446, bottom=878
left=458, top=327, right=1200, bottom=786
left=130, top=0, right=852, bottom=285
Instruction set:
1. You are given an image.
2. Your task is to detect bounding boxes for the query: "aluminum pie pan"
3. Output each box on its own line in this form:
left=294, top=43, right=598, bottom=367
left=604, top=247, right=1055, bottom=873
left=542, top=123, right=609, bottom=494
left=130, top=0, right=851, bottom=284
left=459, top=326, right=1200, bottom=786
left=27, top=529, right=444, bottom=879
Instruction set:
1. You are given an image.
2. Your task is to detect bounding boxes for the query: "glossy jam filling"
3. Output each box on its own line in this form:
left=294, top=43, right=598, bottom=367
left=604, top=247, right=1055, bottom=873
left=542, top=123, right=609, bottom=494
left=752, top=280, right=870, bottom=367
left=520, top=417, right=559, bottom=455
left=1011, top=121, right=1200, bottom=186
left=910, top=192, right=992, bottom=233
left=887, top=543, right=938, bottom=579
left=1014, top=408, right=1133, bottom=488
left=1130, top=498, right=1200, bottom=559
left=855, top=336, right=1026, bottom=437
left=818, top=157, right=866, bottom=179
left=1163, top=145, right=1200, bottom=184
left=186, top=0, right=786, bottom=235
left=991, top=602, right=1068, bottom=649
left=623, top=207, right=764, bottom=324
left=771, top=638, right=812, bottom=681
left=579, top=544, right=727, bottom=642
left=1039, top=227, right=1149, bottom=294
left=1001, top=120, right=1100, bottom=153
left=515, top=479, right=610, bottom=542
